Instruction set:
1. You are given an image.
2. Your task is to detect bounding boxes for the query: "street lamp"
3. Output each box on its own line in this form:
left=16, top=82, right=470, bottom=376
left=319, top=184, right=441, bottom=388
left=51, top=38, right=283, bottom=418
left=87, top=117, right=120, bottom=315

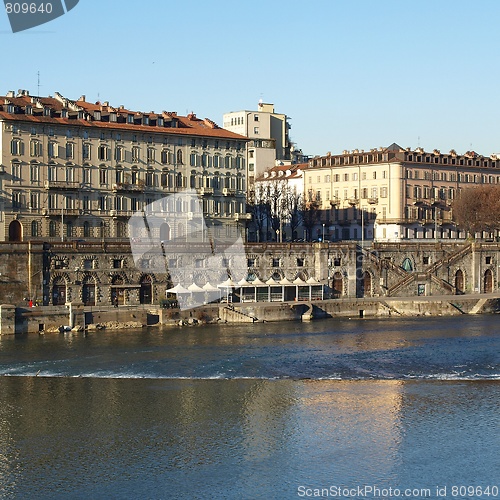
left=322, top=223, right=325, bottom=242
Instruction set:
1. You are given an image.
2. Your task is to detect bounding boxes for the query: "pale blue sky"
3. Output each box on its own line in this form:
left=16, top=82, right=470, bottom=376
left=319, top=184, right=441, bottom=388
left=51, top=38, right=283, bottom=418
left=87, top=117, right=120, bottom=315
left=2, top=0, right=500, bottom=157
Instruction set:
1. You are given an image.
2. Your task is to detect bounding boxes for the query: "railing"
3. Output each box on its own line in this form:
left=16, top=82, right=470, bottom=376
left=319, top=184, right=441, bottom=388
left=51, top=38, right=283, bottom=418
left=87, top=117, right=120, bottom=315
left=44, top=180, right=80, bottom=190
left=112, top=182, right=144, bottom=192
left=198, top=187, right=214, bottom=196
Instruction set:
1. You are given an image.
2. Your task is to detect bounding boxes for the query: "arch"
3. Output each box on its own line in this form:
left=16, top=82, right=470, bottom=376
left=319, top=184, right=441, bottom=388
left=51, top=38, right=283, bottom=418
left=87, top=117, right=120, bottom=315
left=332, top=272, right=343, bottom=298
left=363, top=271, right=372, bottom=297
left=455, top=269, right=464, bottom=295
left=82, top=275, right=96, bottom=306
left=140, top=275, right=153, bottom=304
left=8, top=220, right=22, bottom=242
left=484, top=269, right=493, bottom=293
left=160, top=223, right=171, bottom=242
left=52, top=276, right=66, bottom=305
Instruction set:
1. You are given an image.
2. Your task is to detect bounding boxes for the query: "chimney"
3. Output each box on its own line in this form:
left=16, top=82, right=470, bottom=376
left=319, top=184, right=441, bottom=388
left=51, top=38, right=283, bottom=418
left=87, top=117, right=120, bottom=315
left=6, top=91, right=15, bottom=98
left=78, top=95, right=86, bottom=102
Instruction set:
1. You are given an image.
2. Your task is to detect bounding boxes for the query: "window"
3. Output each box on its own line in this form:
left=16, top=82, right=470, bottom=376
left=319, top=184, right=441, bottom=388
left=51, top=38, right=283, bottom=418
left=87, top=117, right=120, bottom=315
left=66, top=143, right=74, bottom=159
left=115, top=146, right=123, bottom=162
left=297, top=258, right=304, bottom=267
left=30, top=192, right=39, bottom=209
left=49, top=220, right=57, bottom=237
left=253, top=127, right=259, bottom=134
left=30, top=164, right=39, bottom=182
left=10, top=139, right=22, bottom=155
left=161, top=150, right=169, bottom=164
left=99, top=167, right=107, bottom=185
left=113, top=259, right=123, bottom=269
left=254, top=114, right=259, bottom=121
left=83, top=168, right=91, bottom=184
left=30, top=140, right=41, bottom=157
left=272, top=258, right=280, bottom=267
left=247, top=258, right=256, bottom=267
left=147, top=147, right=155, bottom=163
left=81, top=143, right=90, bottom=161
left=98, top=145, right=110, bottom=161
left=31, top=220, right=39, bottom=237
left=132, top=146, right=140, bottom=162
left=48, top=141, right=57, bottom=158
left=373, top=171, right=377, bottom=179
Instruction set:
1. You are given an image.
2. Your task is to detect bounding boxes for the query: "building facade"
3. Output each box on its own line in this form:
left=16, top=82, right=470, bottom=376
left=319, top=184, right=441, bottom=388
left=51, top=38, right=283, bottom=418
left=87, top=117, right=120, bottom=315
left=305, top=143, right=500, bottom=242
left=223, top=101, right=292, bottom=193
left=0, top=90, right=248, bottom=243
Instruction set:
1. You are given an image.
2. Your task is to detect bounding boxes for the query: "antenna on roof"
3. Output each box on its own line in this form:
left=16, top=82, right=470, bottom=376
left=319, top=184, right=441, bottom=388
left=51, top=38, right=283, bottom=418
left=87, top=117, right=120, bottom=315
left=418, top=135, right=420, bottom=147
left=37, top=70, right=40, bottom=96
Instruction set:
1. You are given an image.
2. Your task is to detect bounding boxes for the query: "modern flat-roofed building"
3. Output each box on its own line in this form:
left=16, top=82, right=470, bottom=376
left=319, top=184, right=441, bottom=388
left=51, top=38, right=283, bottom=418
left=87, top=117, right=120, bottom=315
left=0, top=89, right=249, bottom=243
left=304, top=143, right=500, bottom=242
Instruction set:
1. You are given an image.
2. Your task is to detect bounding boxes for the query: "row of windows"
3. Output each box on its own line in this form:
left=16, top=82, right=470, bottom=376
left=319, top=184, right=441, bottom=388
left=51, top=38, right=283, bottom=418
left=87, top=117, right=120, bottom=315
left=308, top=170, right=388, bottom=184
left=11, top=124, right=243, bottom=150
left=11, top=191, right=245, bottom=214
left=405, top=154, right=497, bottom=168
left=310, top=187, right=389, bottom=202
left=406, top=170, right=500, bottom=183
left=12, top=139, right=245, bottom=168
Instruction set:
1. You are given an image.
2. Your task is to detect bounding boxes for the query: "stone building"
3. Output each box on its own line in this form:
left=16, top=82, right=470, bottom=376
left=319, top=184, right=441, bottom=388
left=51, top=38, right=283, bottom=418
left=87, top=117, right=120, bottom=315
left=305, top=143, right=500, bottom=242
left=0, top=89, right=249, bottom=244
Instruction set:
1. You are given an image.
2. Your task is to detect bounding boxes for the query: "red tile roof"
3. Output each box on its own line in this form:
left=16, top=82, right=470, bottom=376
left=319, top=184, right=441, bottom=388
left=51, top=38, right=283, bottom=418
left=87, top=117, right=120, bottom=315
left=0, top=92, right=247, bottom=141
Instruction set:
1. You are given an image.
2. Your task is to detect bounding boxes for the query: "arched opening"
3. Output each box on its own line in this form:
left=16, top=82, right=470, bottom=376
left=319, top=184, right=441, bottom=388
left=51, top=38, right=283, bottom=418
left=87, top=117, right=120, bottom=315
left=111, top=276, right=126, bottom=305
left=332, top=272, right=343, bottom=298
left=484, top=269, right=493, bottom=293
left=52, top=277, right=66, bottom=305
left=82, top=276, right=96, bottom=306
left=160, top=223, right=170, bottom=242
left=363, top=271, right=372, bottom=297
left=455, top=269, right=464, bottom=295
left=8, top=220, right=22, bottom=242
left=140, top=275, right=153, bottom=304
left=83, top=221, right=91, bottom=238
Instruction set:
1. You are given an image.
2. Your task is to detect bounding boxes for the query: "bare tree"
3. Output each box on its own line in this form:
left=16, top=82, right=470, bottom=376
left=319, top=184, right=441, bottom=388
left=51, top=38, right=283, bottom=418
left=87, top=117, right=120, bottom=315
left=247, top=187, right=270, bottom=242
left=300, top=200, right=320, bottom=241
left=452, top=186, right=500, bottom=237
left=284, top=190, right=303, bottom=240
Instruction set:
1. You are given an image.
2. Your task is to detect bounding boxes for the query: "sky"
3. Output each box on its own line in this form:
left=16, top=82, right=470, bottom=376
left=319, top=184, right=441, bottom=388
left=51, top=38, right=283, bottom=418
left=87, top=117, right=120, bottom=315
left=1, top=0, right=500, bottom=157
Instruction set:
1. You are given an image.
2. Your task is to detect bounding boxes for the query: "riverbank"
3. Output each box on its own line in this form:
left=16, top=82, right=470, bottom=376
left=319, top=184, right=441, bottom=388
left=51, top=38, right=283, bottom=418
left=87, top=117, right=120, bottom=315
left=2, top=292, right=499, bottom=334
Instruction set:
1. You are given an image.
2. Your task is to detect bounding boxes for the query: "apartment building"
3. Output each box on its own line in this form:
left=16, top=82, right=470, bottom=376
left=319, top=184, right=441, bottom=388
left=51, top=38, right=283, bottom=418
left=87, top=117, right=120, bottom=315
left=305, top=143, right=500, bottom=242
left=223, top=101, right=292, bottom=193
left=0, top=90, right=249, bottom=243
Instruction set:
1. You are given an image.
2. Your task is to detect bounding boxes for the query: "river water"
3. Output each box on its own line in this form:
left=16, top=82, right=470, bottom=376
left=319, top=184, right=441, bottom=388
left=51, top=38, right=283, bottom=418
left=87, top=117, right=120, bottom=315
left=0, top=316, right=498, bottom=499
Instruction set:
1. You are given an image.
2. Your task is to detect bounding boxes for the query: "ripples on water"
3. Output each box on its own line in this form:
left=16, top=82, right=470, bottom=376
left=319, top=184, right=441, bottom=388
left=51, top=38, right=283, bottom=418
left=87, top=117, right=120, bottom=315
left=0, top=316, right=498, bottom=499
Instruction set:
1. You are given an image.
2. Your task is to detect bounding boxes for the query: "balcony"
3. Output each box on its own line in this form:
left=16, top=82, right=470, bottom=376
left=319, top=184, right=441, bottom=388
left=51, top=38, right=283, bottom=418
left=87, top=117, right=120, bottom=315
left=222, top=188, right=236, bottom=196
left=347, top=198, right=359, bottom=206
left=198, top=187, right=214, bottom=196
left=44, top=208, right=80, bottom=216
left=44, top=180, right=80, bottom=190
left=112, top=182, right=144, bottom=193
left=234, top=213, right=252, bottom=221
left=367, top=197, right=378, bottom=205
left=329, top=197, right=341, bottom=206
left=111, top=210, right=134, bottom=218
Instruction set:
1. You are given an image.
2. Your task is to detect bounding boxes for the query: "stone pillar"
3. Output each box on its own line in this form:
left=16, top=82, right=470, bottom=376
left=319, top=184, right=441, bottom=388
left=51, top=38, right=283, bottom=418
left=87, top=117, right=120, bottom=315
left=66, top=301, right=85, bottom=329
left=0, top=304, right=16, bottom=335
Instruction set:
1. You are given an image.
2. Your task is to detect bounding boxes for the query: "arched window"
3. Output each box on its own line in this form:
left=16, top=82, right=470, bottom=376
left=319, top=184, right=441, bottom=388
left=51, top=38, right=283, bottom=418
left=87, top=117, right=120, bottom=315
left=177, top=150, right=183, bottom=165
left=31, top=220, right=39, bottom=237
left=83, top=221, right=90, bottom=238
left=8, top=220, right=22, bottom=242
